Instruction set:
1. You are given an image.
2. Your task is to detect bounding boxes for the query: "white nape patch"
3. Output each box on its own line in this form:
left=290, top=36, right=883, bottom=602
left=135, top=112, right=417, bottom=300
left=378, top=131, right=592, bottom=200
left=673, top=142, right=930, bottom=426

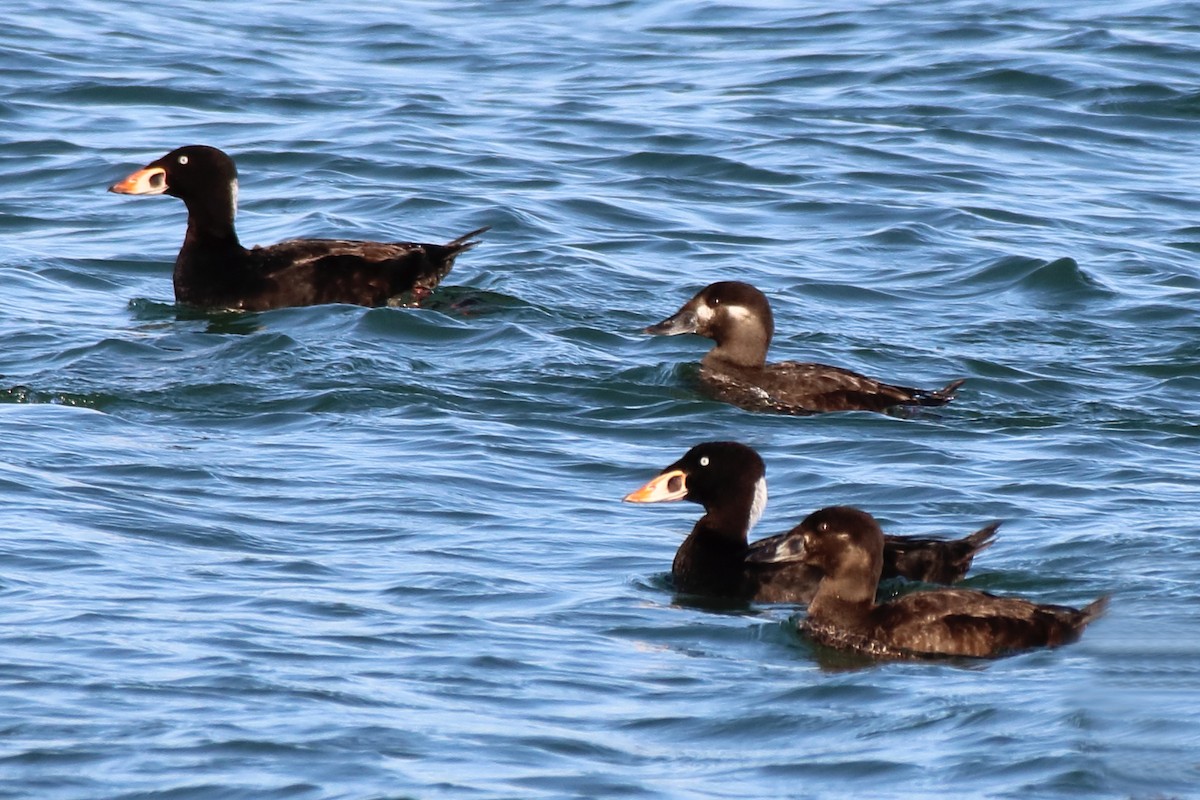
left=747, top=476, right=768, bottom=533
left=229, top=178, right=239, bottom=218
left=723, top=303, right=756, bottom=325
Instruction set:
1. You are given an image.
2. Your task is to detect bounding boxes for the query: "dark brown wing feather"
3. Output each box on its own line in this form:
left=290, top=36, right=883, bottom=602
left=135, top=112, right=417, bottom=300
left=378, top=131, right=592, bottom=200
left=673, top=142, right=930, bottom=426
left=233, top=227, right=487, bottom=310
left=263, top=238, right=425, bottom=264
left=882, top=522, right=1000, bottom=584
left=701, top=361, right=962, bottom=415
left=869, top=589, right=1106, bottom=658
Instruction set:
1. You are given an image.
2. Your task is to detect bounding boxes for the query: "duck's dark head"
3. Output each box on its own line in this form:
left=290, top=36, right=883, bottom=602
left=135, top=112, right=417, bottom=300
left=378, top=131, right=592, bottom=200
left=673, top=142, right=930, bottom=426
left=110, top=145, right=240, bottom=236
left=775, top=506, right=885, bottom=604
left=645, top=281, right=774, bottom=368
left=624, top=441, right=767, bottom=537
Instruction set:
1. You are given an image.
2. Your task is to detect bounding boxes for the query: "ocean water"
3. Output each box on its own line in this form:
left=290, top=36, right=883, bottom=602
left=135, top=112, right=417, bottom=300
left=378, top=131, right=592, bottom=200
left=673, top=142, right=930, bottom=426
left=2, top=0, right=1199, bottom=797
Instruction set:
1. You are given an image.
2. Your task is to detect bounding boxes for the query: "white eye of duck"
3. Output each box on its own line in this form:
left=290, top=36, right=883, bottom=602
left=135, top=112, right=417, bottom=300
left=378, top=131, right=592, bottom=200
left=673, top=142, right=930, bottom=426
left=178, top=155, right=189, bottom=165
left=699, top=456, right=710, bottom=467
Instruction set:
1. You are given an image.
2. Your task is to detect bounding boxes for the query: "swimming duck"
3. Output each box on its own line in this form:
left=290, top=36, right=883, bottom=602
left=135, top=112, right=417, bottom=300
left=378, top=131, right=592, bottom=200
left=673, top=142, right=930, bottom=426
left=646, top=281, right=963, bottom=414
left=750, top=505, right=1107, bottom=658
left=623, top=441, right=997, bottom=603
left=109, top=145, right=488, bottom=310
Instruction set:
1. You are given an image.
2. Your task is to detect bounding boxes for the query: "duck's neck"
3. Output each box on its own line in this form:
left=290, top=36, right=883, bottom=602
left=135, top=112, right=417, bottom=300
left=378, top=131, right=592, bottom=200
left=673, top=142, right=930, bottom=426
left=173, top=186, right=249, bottom=304
left=702, top=323, right=771, bottom=369
left=673, top=517, right=750, bottom=596
left=179, top=180, right=242, bottom=249
left=807, top=572, right=877, bottom=627
left=181, top=217, right=242, bottom=255
left=673, top=482, right=765, bottom=596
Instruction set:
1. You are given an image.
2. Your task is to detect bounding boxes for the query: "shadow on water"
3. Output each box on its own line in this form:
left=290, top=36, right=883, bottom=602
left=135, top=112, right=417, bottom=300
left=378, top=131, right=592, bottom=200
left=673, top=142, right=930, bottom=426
left=634, top=571, right=769, bottom=618
left=670, top=592, right=761, bottom=617
left=421, top=285, right=529, bottom=317
left=128, top=297, right=266, bottom=335
left=126, top=285, right=526, bottom=335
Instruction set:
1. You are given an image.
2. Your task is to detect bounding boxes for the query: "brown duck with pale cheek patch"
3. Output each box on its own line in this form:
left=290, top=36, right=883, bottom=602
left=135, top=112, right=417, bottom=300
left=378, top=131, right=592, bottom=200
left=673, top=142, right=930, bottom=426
left=110, top=145, right=488, bottom=311
left=624, top=441, right=998, bottom=603
left=750, top=505, right=1108, bottom=658
left=645, top=281, right=964, bottom=414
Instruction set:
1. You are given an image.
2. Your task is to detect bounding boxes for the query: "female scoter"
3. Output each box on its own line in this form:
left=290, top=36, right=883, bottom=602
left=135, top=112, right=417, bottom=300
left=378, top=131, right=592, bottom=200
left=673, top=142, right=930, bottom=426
left=623, top=441, right=997, bottom=603
left=646, top=281, right=963, bottom=414
left=750, top=505, right=1107, bottom=658
left=109, top=145, right=488, bottom=310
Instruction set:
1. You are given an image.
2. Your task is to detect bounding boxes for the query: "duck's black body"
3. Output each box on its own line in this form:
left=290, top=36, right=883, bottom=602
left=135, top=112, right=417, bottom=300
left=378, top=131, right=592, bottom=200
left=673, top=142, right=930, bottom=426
left=752, top=506, right=1106, bottom=659
left=646, top=281, right=962, bottom=414
left=110, top=145, right=487, bottom=311
left=624, top=442, right=996, bottom=603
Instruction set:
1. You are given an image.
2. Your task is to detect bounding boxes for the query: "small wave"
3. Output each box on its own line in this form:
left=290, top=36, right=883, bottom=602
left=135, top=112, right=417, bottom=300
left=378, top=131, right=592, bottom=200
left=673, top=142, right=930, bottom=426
left=1088, top=87, right=1200, bottom=121
left=948, top=255, right=1112, bottom=304
left=960, top=67, right=1078, bottom=95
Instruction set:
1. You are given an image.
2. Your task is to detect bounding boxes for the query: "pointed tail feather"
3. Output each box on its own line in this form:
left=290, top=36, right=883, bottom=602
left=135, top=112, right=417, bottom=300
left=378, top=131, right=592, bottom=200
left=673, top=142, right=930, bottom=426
left=960, top=521, right=1000, bottom=556
left=445, top=225, right=491, bottom=253
left=915, top=378, right=965, bottom=407
left=951, top=521, right=1000, bottom=574
left=1081, top=595, right=1110, bottom=624
left=405, top=226, right=491, bottom=297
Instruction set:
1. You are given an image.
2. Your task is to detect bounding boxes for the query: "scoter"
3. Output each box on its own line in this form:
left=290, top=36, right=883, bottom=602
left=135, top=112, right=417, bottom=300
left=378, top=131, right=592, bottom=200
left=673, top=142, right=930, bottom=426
left=623, top=441, right=997, bottom=603
left=750, top=505, right=1107, bottom=658
left=646, top=281, right=963, bottom=414
left=109, top=145, right=487, bottom=311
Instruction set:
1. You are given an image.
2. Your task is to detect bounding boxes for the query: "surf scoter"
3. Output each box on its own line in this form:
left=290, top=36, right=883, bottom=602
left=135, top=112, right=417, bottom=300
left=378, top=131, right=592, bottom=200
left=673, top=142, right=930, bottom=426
left=750, top=505, right=1107, bottom=658
left=109, top=145, right=488, bottom=310
left=623, top=441, right=997, bottom=603
left=645, top=281, right=963, bottom=414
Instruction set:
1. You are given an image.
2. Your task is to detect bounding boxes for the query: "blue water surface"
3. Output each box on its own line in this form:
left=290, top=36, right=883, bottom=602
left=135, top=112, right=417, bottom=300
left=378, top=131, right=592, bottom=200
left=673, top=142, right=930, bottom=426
left=2, top=1, right=1199, bottom=798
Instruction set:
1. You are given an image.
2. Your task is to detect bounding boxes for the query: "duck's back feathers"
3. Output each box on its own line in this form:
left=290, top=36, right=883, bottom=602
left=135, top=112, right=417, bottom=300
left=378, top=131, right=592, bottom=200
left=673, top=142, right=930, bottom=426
left=810, top=588, right=1109, bottom=659
left=261, top=227, right=485, bottom=273
left=702, top=361, right=963, bottom=415
left=238, top=227, right=488, bottom=310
